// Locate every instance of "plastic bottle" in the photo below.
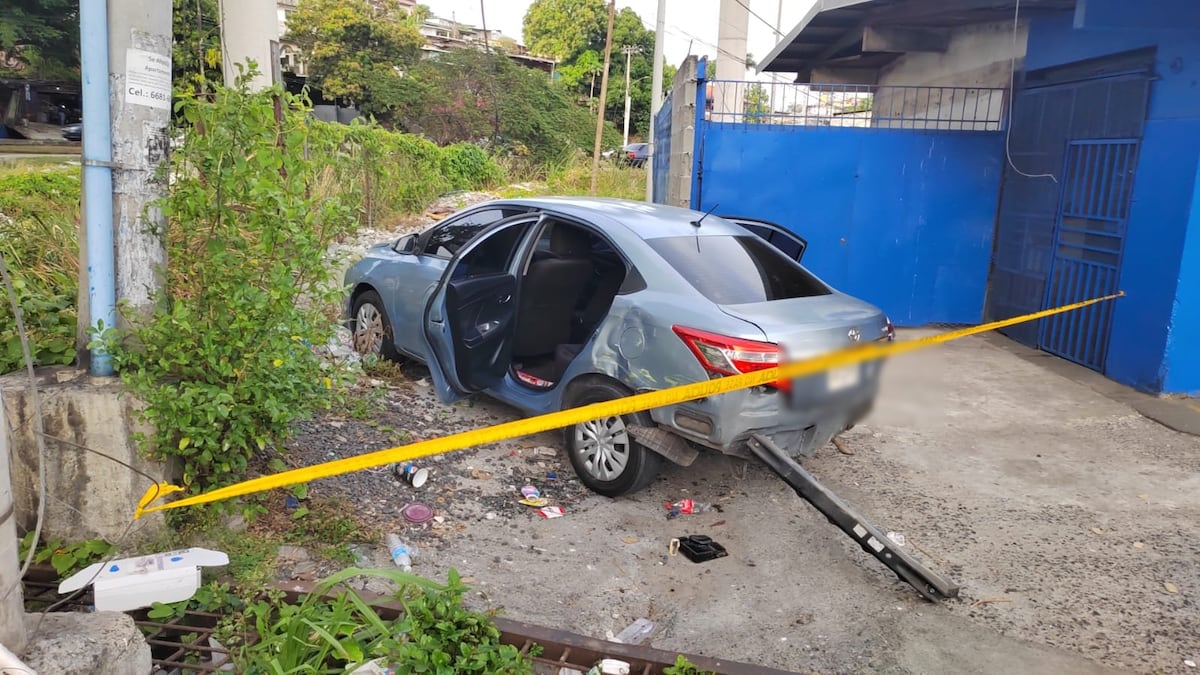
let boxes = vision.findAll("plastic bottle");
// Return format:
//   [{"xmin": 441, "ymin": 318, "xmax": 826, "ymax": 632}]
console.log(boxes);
[{"xmin": 385, "ymin": 533, "xmax": 413, "ymax": 571}]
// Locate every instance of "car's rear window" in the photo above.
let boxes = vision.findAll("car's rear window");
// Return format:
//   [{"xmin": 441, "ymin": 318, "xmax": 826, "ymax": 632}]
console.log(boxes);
[{"xmin": 647, "ymin": 235, "xmax": 831, "ymax": 305}]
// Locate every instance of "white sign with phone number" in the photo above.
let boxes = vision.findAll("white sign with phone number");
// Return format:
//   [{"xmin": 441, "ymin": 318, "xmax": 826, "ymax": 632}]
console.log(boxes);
[{"xmin": 125, "ymin": 48, "xmax": 171, "ymax": 110}]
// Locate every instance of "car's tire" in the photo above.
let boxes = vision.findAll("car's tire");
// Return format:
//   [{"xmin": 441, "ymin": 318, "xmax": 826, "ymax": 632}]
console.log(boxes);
[
  {"xmin": 562, "ymin": 379, "xmax": 662, "ymax": 497},
  {"xmin": 351, "ymin": 290, "xmax": 401, "ymax": 362}
]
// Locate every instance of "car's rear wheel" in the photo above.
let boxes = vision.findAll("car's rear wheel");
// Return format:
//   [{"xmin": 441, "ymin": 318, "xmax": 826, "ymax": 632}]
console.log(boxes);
[
  {"xmin": 351, "ymin": 290, "xmax": 401, "ymax": 362},
  {"xmin": 563, "ymin": 379, "xmax": 661, "ymax": 497}
]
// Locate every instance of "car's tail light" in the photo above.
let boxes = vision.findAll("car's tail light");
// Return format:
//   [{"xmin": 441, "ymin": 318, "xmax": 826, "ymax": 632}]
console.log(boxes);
[{"xmin": 672, "ymin": 326, "xmax": 787, "ymax": 389}]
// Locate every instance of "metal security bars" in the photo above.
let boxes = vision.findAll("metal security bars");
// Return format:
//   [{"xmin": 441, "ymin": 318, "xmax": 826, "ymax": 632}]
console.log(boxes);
[{"xmin": 705, "ymin": 81, "xmax": 1006, "ymax": 131}]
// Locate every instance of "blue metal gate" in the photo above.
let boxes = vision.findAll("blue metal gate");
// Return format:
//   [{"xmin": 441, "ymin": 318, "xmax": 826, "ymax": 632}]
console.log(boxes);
[{"xmin": 1039, "ymin": 140, "xmax": 1139, "ymax": 370}]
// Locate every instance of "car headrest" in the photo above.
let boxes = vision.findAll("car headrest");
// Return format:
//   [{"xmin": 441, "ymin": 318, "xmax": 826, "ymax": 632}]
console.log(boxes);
[{"xmin": 549, "ymin": 225, "xmax": 592, "ymax": 258}]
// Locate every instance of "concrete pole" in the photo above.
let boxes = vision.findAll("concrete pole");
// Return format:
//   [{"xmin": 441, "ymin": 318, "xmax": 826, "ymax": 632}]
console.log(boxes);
[
  {"xmin": 107, "ymin": 0, "xmax": 173, "ymax": 325},
  {"xmin": 219, "ymin": 0, "xmax": 280, "ymax": 89},
  {"xmin": 645, "ymin": 0, "xmax": 665, "ymax": 202},
  {"xmin": 622, "ymin": 46, "xmax": 635, "ymax": 146},
  {"xmin": 715, "ymin": 0, "xmax": 749, "ymax": 122},
  {"xmin": 589, "ymin": 0, "xmax": 617, "ymax": 196},
  {"xmin": 0, "ymin": 398, "xmax": 26, "ymax": 654}
]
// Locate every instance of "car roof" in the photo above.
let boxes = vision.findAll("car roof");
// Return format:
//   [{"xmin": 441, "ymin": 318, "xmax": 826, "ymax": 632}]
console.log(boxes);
[{"xmin": 489, "ymin": 196, "xmax": 748, "ymax": 240}]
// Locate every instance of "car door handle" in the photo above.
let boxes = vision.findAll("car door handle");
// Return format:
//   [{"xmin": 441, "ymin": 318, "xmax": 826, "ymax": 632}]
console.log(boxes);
[{"xmin": 498, "ymin": 294, "xmax": 512, "ymax": 304}]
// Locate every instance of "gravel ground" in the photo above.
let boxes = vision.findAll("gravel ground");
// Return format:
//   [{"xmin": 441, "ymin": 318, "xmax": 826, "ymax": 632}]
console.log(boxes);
[
  {"xmin": 278, "ymin": 328, "xmax": 1200, "ymax": 674},
  {"xmin": 280, "ymin": 208, "xmax": 1200, "ymax": 672}
]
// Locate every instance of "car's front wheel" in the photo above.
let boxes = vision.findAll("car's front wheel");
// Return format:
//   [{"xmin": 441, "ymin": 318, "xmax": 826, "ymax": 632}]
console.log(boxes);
[
  {"xmin": 351, "ymin": 290, "xmax": 401, "ymax": 362},
  {"xmin": 563, "ymin": 379, "xmax": 661, "ymax": 497}
]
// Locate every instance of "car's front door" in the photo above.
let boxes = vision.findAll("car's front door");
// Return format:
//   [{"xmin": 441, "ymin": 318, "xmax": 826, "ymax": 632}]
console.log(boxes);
[
  {"xmin": 722, "ymin": 216, "xmax": 808, "ymax": 262},
  {"xmin": 422, "ymin": 215, "xmax": 541, "ymax": 403}
]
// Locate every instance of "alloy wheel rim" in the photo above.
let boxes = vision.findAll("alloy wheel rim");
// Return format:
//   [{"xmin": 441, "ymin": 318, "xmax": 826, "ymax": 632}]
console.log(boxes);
[
  {"xmin": 354, "ymin": 303, "xmax": 384, "ymax": 356},
  {"xmin": 573, "ymin": 415, "xmax": 630, "ymax": 481}
]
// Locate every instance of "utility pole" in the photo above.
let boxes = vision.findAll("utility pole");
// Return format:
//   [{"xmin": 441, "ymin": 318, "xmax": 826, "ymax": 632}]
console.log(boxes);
[
  {"xmin": 645, "ymin": 0, "xmax": 665, "ymax": 202},
  {"xmin": 715, "ymin": 0, "xmax": 749, "ymax": 122},
  {"xmin": 218, "ymin": 0, "xmax": 278, "ymax": 89},
  {"xmin": 108, "ymin": 0, "xmax": 173, "ymax": 329},
  {"xmin": 621, "ymin": 45, "xmax": 642, "ymax": 147},
  {"xmin": 590, "ymin": 0, "xmax": 617, "ymax": 195}
]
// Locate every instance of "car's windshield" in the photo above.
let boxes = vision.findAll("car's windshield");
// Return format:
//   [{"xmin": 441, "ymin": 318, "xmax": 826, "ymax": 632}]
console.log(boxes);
[{"xmin": 647, "ymin": 235, "xmax": 831, "ymax": 305}]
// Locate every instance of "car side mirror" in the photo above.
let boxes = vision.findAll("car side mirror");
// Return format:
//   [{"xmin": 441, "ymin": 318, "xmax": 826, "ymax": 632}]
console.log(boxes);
[{"xmin": 394, "ymin": 234, "xmax": 417, "ymax": 254}]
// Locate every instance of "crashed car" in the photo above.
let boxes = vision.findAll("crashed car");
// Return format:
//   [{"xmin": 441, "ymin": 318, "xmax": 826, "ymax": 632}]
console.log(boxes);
[{"xmin": 344, "ymin": 197, "xmax": 892, "ymax": 496}]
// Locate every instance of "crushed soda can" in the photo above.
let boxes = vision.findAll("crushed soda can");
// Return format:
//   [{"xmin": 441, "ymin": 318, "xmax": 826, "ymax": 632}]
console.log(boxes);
[
  {"xmin": 664, "ymin": 499, "xmax": 706, "ymax": 515},
  {"xmin": 519, "ymin": 497, "xmax": 549, "ymax": 507},
  {"xmin": 520, "ymin": 485, "xmax": 541, "ymax": 500},
  {"xmin": 537, "ymin": 506, "xmax": 565, "ymax": 519}
]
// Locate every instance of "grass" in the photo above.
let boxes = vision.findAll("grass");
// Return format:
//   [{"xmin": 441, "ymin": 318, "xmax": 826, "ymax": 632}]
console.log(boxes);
[{"xmin": 497, "ymin": 151, "xmax": 648, "ymax": 201}]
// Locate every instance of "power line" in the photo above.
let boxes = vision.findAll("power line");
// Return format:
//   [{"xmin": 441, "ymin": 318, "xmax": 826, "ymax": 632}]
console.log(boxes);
[{"xmin": 732, "ymin": 0, "xmax": 785, "ymax": 38}]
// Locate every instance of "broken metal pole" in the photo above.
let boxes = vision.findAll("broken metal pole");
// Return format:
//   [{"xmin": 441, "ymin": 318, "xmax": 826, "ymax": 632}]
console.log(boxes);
[{"xmin": 747, "ymin": 433, "xmax": 960, "ymax": 602}]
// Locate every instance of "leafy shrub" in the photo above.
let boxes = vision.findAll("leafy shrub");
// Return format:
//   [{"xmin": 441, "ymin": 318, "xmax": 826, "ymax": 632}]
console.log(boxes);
[
  {"xmin": 102, "ymin": 79, "xmax": 362, "ymax": 492},
  {"xmin": 441, "ymin": 142, "xmax": 504, "ymax": 191},
  {"xmin": 0, "ymin": 167, "xmax": 80, "ymax": 374},
  {"xmin": 96, "ymin": 70, "xmax": 507, "ymax": 492},
  {"xmin": 224, "ymin": 568, "xmax": 533, "ymax": 674}
]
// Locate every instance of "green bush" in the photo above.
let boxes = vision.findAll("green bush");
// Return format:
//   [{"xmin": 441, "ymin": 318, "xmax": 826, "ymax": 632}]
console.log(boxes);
[
  {"xmin": 99, "ymin": 73, "xmax": 505, "ymax": 493},
  {"xmin": 0, "ymin": 167, "xmax": 80, "ymax": 374},
  {"xmin": 441, "ymin": 142, "xmax": 504, "ymax": 191}
]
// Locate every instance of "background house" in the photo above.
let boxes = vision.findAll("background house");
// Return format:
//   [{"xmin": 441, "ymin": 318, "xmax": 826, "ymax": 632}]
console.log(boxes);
[{"xmin": 655, "ymin": 0, "xmax": 1200, "ymax": 396}]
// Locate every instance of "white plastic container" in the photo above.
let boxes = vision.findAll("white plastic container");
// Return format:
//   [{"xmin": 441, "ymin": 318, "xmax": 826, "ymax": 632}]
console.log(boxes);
[{"xmin": 58, "ymin": 547, "xmax": 229, "ymax": 612}]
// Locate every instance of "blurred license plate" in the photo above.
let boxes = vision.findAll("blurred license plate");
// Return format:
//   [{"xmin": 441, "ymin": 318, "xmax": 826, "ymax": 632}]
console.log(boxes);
[{"xmin": 826, "ymin": 365, "xmax": 860, "ymax": 392}]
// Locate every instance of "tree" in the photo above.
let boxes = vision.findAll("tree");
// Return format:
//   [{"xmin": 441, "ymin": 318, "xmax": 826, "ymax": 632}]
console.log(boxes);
[
  {"xmin": 397, "ymin": 49, "xmax": 619, "ymax": 165},
  {"xmin": 744, "ymin": 83, "xmax": 769, "ymax": 123},
  {"xmin": 0, "ymin": 0, "xmax": 78, "ymax": 79},
  {"xmin": 285, "ymin": 0, "xmax": 424, "ymax": 118},
  {"xmin": 172, "ymin": 0, "xmax": 223, "ymax": 88},
  {"xmin": 522, "ymin": 0, "xmax": 606, "ymax": 62}
]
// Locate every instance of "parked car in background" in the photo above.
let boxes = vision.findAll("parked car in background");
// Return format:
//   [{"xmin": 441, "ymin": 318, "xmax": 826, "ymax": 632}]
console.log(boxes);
[
  {"xmin": 621, "ymin": 142, "xmax": 649, "ymax": 167},
  {"xmin": 343, "ymin": 197, "xmax": 892, "ymax": 497},
  {"xmin": 61, "ymin": 123, "xmax": 82, "ymax": 142}
]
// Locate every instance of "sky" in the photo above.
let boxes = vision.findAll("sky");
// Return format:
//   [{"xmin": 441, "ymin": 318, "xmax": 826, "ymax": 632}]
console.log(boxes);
[{"xmin": 423, "ymin": 0, "xmax": 817, "ymax": 79}]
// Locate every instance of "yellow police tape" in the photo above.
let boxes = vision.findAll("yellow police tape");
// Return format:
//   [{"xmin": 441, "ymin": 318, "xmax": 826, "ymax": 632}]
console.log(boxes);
[{"xmin": 134, "ymin": 291, "xmax": 1124, "ymax": 518}]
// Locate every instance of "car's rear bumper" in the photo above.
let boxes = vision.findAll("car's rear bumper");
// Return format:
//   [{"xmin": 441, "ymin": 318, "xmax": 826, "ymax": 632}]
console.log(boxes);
[{"xmin": 647, "ymin": 361, "xmax": 883, "ymax": 459}]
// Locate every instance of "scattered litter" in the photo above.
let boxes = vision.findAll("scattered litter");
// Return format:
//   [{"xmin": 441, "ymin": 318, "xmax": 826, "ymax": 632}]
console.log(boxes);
[
  {"xmin": 832, "ymin": 436, "xmax": 854, "ymax": 455},
  {"xmin": 587, "ymin": 659, "xmax": 631, "ymax": 675},
  {"xmin": 677, "ymin": 535, "xmax": 727, "ymax": 563},
  {"xmin": 559, "ymin": 669, "xmax": 586, "ymax": 675},
  {"xmin": 393, "ymin": 463, "xmax": 429, "ymax": 488},
  {"xmin": 285, "ymin": 495, "xmax": 301, "ymax": 510},
  {"xmin": 709, "ymin": 519, "xmax": 726, "ymax": 527},
  {"xmin": 385, "ymin": 533, "xmax": 414, "ymax": 571},
  {"xmin": 1138, "ymin": 494, "xmax": 1149, "ymax": 500},
  {"xmin": 470, "ymin": 468, "xmax": 493, "ymax": 480},
  {"xmin": 1184, "ymin": 659, "xmax": 1196, "ymax": 668},
  {"xmin": 1133, "ymin": 541, "xmax": 1145, "ymax": 549},
  {"xmin": 1090, "ymin": 527, "xmax": 1104, "ymax": 535},
  {"xmin": 668, "ymin": 538, "xmax": 680, "ymax": 556},
  {"xmin": 485, "ymin": 511, "xmax": 497, "ymax": 520},
  {"xmin": 535, "ymin": 446, "xmax": 558, "ymax": 457},
  {"xmin": 620, "ymin": 536, "xmax": 639, "ymax": 545},
  {"xmin": 519, "ymin": 497, "xmax": 549, "ymax": 507},
  {"xmin": 521, "ymin": 485, "xmax": 542, "ymax": 500},
  {"xmin": 665, "ymin": 499, "xmax": 710, "ymax": 518},
  {"xmin": 400, "ymin": 503, "xmax": 434, "ymax": 524},
  {"xmin": 1164, "ymin": 582, "xmax": 1180, "ymax": 594},
  {"xmin": 547, "ymin": 472, "xmax": 558, "ymax": 480},
  {"xmin": 538, "ymin": 506, "xmax": 565, "ymax": 519},
  {"xmin": 886, "ymin": 531, "xmax": 907, "ymax": 547},
  {"xmin": 612, "ymin": 618, "xmax": 655, "ymax": 645},
  {"xmin": 432, "ymin": 516, "xmax": 445, "ymax": 524},
  {"xmin": 349, "ymin": 658, "xmax": 395, "ymax": 674}
]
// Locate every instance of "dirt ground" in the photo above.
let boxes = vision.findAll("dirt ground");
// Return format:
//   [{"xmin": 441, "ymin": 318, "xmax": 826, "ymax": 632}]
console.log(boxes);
[{"xmin": 282, "ymin": 326, "xmax": 1200, "ymax": 674}]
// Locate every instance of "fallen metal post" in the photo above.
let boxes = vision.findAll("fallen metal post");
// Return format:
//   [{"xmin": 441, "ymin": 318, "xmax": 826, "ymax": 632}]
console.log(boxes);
[{"xmin": 747, "ymin": 433, "xmax": 960, "ymax": 602}]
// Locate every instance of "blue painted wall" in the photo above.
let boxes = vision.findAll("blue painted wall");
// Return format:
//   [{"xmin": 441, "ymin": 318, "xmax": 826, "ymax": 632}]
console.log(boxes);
[
  {"xmin": 1162, "ymin": 157, "xmax": 1200, "ymax": 395},
  {"xmin": 652, "ymin": 92, "xmax": 673, "ymax": 204},
  {"xmin": 693, "ymin": 124, "xmax": 1004, "ymax": 326},
  {"xmin": 1025, "ymin": 1, "xmax": 1200, "ymax": 392}
]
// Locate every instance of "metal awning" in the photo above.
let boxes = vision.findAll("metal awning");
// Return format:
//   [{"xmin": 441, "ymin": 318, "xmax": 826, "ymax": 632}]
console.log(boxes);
[{"xmin": 759, "ymin": 0, "xmax": 1077, "ymax": 82}]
